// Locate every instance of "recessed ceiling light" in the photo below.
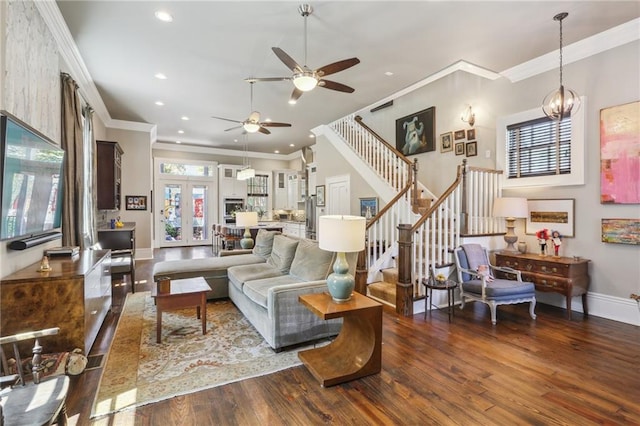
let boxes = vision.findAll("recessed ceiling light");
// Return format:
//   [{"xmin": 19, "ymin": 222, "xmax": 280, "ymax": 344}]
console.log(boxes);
[
  {"xmin": 309, "ymin": 134, "xmax": 315, "ymax": 138},
  {"xmin": 264, "ymin": 118, "xmax": 272, "ymax": 122},
  {"xmin": 181, "ymin": 116, "xmax": 189, "ymax": 121},
  {"xmin": 155, "ymin": 73, "xmax": 167, "ymax": 80},
  {"xmin": 274, "ymin": 150, "xmax": 280, "ymax": 154},
  {"xmin": 288, "ymin": 99, "xmax": 297, "ymax": 105},
  {"xmin": 234, "ymin": 139, "xmax": 238, "ymax": 142},
  {"xmin": 155, "ymin": 10, "xmax": 173, "ymax": 22},
  {"xmin": 155, "ymin": 101, "xmax": 164, "ymax": 106},
  {"xmin": 176, "ymin": 140, "xmax": 181, "ymax": 144},
  {"xmin": 178, "ymin": 130, "xmax": 184, "ymax": 134},
  {"xmin": 384, "ymin": 71, "xmax": 394, "ymax": 76},
  {"xmin": 289, "ymin": 144, "xmax": 295, "ymax": 147}
]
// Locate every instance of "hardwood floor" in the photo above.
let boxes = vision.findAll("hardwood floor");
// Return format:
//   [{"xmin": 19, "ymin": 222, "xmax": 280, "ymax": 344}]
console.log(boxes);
[{"xmin": 67, "ymin": 246, "xmax": 640, "ymax": 425}]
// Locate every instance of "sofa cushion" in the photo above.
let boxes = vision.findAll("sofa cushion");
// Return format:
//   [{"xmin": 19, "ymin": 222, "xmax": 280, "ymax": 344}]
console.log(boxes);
[
  {"xmin": 266, "ymin": 235, "xmax": 299, "ymax": 273},
  {"xmin": 242, "ymin": 275, "xmax": 303, "ymax": 309},
  {"xmin": 228, "ymin": 263, "xmax": 284, "ymax": 293},
  {"xmin": 152, "ymin": 254, "xmax": 266, "ymax": 281},
  {"xmin": 461, "ymin": 279, "xmax": 535, "ymax": 300},
  {"xmin": 289, "ymin": 239, "xmax": 335, "ymax": 281},
  {"xmin": 252, "ymin": 229, "xmax": 279, "ymax": 259}
]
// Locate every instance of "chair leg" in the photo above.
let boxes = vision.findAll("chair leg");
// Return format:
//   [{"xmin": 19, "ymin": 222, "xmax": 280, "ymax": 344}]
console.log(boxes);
[
  {"xmin": 529, "ymin": 299, "xmax": 537, "ymax": 320},
  {"xmin": 489, "ymin": 301, "xmax": 498, "ymax": 325},
  {"xmin": 57, "ymin": 402, "xmax": 68, "ymax": 425}
]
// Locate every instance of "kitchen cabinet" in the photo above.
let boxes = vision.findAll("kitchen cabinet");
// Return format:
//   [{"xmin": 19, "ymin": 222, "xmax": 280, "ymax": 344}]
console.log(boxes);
[
  {"xmin": 282, "ymin": 222, "xmax": 304, "ymax": 238},
  {"xmin": 96, "ymin": 140, "xmax": 123, "ymax": 210},
  {"xmin": 219, "ymin": 165, "xmax": 248, "ymax": 199},
  {"xmin": 274, "ymin": 170, "xmax": 304, "ymax": 210},
  {"xmin": 307, "ymin": 163, "xmax": 317, "ymax": 195}
]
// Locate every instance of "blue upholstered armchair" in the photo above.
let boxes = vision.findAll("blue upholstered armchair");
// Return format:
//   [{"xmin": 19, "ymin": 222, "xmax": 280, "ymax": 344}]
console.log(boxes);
[{"xmin": 453, "ymin": 244, "xmax": 536, "ymax": 325}]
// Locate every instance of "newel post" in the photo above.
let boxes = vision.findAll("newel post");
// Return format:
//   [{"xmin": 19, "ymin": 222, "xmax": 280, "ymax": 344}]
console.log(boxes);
[
  {"xmin": 355, "ymin": 248, "xmax": 367, "ymax": 295},
  {"xmin": 396, "ymin": 224, "xmax": 413, "ymax": 316},
  {"xmin": 461, "ymin": 159, "xmax": 468, "ymax": 235}
]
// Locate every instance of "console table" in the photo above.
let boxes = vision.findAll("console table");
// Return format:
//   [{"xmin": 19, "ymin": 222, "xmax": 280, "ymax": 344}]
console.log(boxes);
[
  {"xmin": 494, "ymin": 252, "xmax": 590, "ymax": 320},
  {"xmin": 0, "ymin": 250, "xmax": 112, "ymax": 353},
  {"xmin": 298, "ymin": 292, "xmax": 382, "ymax": 387}
]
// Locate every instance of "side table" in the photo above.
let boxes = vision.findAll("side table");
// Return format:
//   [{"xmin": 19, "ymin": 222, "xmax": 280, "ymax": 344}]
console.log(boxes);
[
  {"xmin": 422, "ymin": 278, "xmax": 457, "ymax": 322},
  {"xmin": 298, "ymin": 292, "xmax": 382, "ymax": 387}
]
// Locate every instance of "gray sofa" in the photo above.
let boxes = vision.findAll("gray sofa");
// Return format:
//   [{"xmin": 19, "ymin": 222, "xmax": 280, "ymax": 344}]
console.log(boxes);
[{"xmin": 153, "ymin": 230, "xmax": 352, "ymax": 350}]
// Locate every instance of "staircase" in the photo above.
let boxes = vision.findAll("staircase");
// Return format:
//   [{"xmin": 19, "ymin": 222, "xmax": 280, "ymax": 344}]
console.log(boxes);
[{"xmin": 319, "ymin": 113, "xmax": 504, "ymax": 316}]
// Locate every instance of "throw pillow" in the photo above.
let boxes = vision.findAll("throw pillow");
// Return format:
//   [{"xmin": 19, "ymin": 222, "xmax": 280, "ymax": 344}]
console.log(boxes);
[
  {"xmin": 266, "ymin": 235, "xmax": 299, "ymax": 273},
  {"xmin": 252, "ymin": 229, "xmax": 279, "ymax": 259},
  {"xmin": 289, "ymin": 239, "xmax": 335, "ymax": 281}
]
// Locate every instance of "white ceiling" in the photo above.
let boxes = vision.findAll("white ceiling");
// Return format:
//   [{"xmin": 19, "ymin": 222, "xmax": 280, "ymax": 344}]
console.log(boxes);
[{"xmin": 54, "ymin": 1, "xmax": 639, "ymax": 155}]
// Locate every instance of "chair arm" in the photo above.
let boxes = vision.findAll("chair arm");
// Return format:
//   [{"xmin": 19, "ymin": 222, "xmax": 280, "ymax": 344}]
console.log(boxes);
[{"xmin": 490, "ymin": 265, "xmax": 522, "ymax": 281}]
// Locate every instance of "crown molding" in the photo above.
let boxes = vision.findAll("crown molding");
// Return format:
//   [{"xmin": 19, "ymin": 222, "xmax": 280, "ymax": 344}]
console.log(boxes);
[
  {"xmin": 501, "ymin": 18, "xmax": 640, "ymax": 82},
  {"xmin": 152, "ymin": 141, "xmax": 295, "ymax": 160},
  {"xmin": 110, "ymin": 119, "xmax": 156, "ymax": 134}
]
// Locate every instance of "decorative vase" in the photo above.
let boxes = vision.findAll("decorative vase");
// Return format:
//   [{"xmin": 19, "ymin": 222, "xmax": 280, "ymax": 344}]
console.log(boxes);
[{"xmin": 517, "ymin": 241, "xmax": 527, "ymax": 254}]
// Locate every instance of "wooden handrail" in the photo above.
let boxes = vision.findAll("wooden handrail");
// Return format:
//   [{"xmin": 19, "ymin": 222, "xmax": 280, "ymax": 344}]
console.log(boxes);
[
  {"xmin": 354, "ymin": 115, "xmax": 412, "ymax": 166},
  {"xmin": 365, "ymin": 180, "xmax": 413, "ymax": 231}
]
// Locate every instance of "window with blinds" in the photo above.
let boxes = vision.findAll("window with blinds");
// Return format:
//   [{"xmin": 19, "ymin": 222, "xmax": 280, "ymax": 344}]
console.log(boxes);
[
  {"xmin": 506, "ymin": 116, "xmax": 571, "ymax": 179},
  {"xmin": 247, "ymin": 174, "xmax": 269, "ymax": 214}
]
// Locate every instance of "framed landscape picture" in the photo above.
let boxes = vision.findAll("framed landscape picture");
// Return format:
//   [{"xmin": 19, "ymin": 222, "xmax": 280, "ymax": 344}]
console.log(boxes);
[
  {"xmin": 395, "ymin": 107, "xmax": 436, "ymax": 156},
  {"xmin": 525, "ymin": 199, "xmax": 575, "ymax": 237},
  {"xmin": 601, "ymin": 218, "xmax": 640, "ymax": 245},
  {"xmin": 454, "ymin": 129, "xmax": 466, "ymax": 140}
]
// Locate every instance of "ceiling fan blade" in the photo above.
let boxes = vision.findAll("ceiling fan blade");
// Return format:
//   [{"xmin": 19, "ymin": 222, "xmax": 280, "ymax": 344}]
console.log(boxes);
[
  {"xmin": 224, "ymin": 125, "xmax": 243, "ymax": 132},
  {"xmin": 258, "ymin": 126, "xmax": 271, "ymax": 135},
  {"xmin": 212, "ymin": 116, "xmax": 242, "ymax": 124},
  {"xmin": 260, "ymin": 122, "xmax": 291, "ymax": 128},
  {"xmin": 290, "ymin": 88, "xmax": 303, "ymax": 103},
  {"xmin": 272, "ymin": 47, "xmax": 303, "ymax": 73},
  {"xmin": 316, "ymin": 57, "xmax": 360, "ymax": 77},
  {"xmin": 318, "ymin": 79, "xmax": 355, "ymax": 93},
  {"xmin": 246, "ymin": 77, "xmax": 291, "ymax": 83},
  {"xmin": 248, "ymin": 111, "xmax": 260, "ymax": 122}
]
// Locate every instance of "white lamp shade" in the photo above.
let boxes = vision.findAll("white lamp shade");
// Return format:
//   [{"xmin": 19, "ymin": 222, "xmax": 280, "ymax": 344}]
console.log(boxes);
[
  {"xmin": 235, "ymin": 211, "xmax": 258, "ymax": 227},
  {"xmin": 243, "ymin": 122, "xmax": 260, "ymax": 133},
  {"xmin": 318, "ymin": 215, "xmax": 366, "ymax": 253},
  {"xmin": 492, "ymin": 197, "xmax": 529, "ymax": 219}
]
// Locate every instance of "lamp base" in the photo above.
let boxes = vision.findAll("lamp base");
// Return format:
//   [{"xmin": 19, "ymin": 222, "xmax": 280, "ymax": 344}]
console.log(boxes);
[
  {"xmin": 240, "ymin": 228, "xmax": 254, "ymax": 249},
  {"xmin": 503, "ymin": 217, "xmax": 519, "ymax": 252},
  {"xmin": 326, "ymin": 252, "xmax": 354, "ymax": 303}
]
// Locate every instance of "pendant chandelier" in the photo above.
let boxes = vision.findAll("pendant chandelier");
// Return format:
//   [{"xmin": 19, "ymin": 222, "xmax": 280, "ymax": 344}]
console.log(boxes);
[{"xmin": 542, "ymin": 12, "xmax": 580, "ymax": 121}]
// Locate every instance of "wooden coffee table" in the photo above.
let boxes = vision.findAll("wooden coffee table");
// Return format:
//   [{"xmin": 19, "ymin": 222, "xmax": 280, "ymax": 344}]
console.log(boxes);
[{"xmin": 151, "ymin": 276, "xmax": 211, "ymax": 343}]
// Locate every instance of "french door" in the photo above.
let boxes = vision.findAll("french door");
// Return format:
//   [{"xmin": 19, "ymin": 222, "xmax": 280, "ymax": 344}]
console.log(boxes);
[{"xmin": 158, "ymin": 180, "xmax": 211, "ymax": 247}]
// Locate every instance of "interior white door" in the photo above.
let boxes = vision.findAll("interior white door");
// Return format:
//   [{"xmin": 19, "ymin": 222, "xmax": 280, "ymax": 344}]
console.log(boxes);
[{"xmin": 326, "ymin": 174, "xmax": 350, "ymax": 216}]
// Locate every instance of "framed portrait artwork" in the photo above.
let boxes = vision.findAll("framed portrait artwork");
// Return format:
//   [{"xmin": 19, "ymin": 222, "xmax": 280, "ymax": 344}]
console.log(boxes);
[
  {"xmin": 440, "ymin": 132, "xmax": 453, "ymax": 153},
  {"xmin": 465, "ymin": 141, "xmax": 477, "ymax": 157},
  {"xmin": 455, "ymin": 142, "xmax": 465, "ymax": 156},
  {"xmin": 126, "ymin": 195, "xmax": 147, "ymax": 210},
  {"xmin": 359, "ymin": 197, "xmax": 379, "ymax": 219},
  {"xmin": 316, "ymin": 185, "xmax": 326, "ymax": 207},
  {"xmin": 525, "ymin": 199, "xmax": 575, "ymax": 237},
  {"xmin": 467, "ymin": 129, "xmax": 476, "ymax": 140},
  {"xmin": 395, "ymin": 107, "xmax": 436, "ymax": 156}
]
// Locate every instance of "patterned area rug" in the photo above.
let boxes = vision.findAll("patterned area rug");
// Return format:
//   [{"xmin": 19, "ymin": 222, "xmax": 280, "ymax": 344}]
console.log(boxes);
[{"xmin": 91, "ymin": 292, "xmax": 311, "ymax": 418}]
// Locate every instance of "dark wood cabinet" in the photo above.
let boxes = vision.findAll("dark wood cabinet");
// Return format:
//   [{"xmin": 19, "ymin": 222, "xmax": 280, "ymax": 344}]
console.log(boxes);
[
  {"xmin": 0, "ymin": 250, "xmax": 112, "ymax": 354},
  {"xmin": 494, "ymin": 252, "xmax": 590, "ymax": 320},
  {"xmin": 96, "ymin": 140, "xmax": 123, "ymax": 210}
]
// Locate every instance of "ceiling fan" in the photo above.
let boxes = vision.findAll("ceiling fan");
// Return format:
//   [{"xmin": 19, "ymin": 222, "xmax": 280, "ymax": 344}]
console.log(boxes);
[
  {"xmin": 248, "ymin": 4, "xmax": 360, "ymax": 104},
  {"xmin": 211, "ymin": 82, "xmax": 291, "ymax": 135}
]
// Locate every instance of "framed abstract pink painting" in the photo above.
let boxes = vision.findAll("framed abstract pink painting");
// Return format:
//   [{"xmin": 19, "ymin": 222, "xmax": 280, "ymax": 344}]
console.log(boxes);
[{"xmin": 600, "ymin": 101, "xmax": 640, "ymax": 204}]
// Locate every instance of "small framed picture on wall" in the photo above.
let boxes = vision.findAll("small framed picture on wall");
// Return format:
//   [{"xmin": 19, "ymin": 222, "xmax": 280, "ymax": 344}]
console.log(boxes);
[
  {"xmin": 455, "ymin": 142, "xmax": 465, "ymax": 156},
  {"xmin": 316, "ymin": 185, "xmax": 326, "ymax": 207},
  {"xmin": 466, "ymin": 141, "xmax": 478, "ymax": 157},
  {"xmin": 454, "ymin": 129, "xmax": 466, "ymax": 140},
  {"xmin": 467, "ymin": 129, "xmax": 476, "ymax": 140},
  {"xmin": 440, "ymin": 132, "xmax": 453, "ymax": 153}
]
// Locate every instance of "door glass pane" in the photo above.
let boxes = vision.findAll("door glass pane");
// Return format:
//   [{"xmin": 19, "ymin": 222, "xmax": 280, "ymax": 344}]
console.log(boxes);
[
  {"xmin": 192, "ymin": 185, "xmax": 208, "ymax": 242},
  {"xmin": 164, "ymin": 184, "xmax": 182, "ymax": 241}
]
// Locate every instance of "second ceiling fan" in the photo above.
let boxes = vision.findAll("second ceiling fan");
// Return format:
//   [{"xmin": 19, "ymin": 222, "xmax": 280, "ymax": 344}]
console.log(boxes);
[
  {"xmin": 248, "ymin": 4, "xmax": 360, "ymax": 104},
  {"xmin": 211, "ymin": 82, "xmax": 291, "ymax": 135}
]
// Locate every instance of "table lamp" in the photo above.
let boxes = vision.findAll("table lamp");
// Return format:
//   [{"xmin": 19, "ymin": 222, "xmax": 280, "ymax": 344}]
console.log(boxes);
[
  {"xmin": 318, "ymin": 215, "xmax": 366, "ymax": 302},
  {"xmin": 492, "ymin": 197, "xmax": 528, "ymax": 252},
  {"xmin": 235, "ymin": 211, "xmax": 258, "ymax": 249}
]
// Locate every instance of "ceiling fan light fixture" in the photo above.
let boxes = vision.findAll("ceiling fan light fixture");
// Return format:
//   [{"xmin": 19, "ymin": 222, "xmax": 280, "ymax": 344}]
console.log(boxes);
[
  {"xmin": 292, "ymin": 73, "xmax": 318, "ymax": 92},
  {"xmin": 242, "ymin": 122, "xmax": 261, "ymax": 133},
  {"xmin": 542, "ymin": 12, "xmax": 580, "ymax": 121}
]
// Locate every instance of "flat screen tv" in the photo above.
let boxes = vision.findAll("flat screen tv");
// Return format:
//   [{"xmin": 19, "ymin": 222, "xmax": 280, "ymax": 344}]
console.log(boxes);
[{"xmin": 0, "ymin": 112, "xmax": 65, "ymax": 241}]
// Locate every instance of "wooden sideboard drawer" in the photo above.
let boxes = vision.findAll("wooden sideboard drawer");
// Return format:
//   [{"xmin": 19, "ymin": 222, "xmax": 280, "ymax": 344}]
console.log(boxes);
[{"xmin": 495, "ymin": 252, "xmax": 590, "ymax": 320}]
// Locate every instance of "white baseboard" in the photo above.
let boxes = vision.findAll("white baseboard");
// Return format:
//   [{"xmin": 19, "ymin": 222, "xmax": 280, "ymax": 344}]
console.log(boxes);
[{"xmin": 414, "ymin": 291, "xmax": 639, "ymax": 326}]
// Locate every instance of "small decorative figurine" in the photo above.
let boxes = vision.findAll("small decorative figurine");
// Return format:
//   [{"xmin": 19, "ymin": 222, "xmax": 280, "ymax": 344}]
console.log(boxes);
[
  {"xmin": 551, "ymin": 230, "xmax": 562, "ymax": 256},
  {"xmin": 536, "ymin": 229, "xmax": 550, "ymax": 256},
  {"xmin": 39, "ymin": 255, "xmax": 51, "ymax": 271},
  {"xmin": 476, "ymin": 264, "xmax": 494, "ymax": 282}
]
